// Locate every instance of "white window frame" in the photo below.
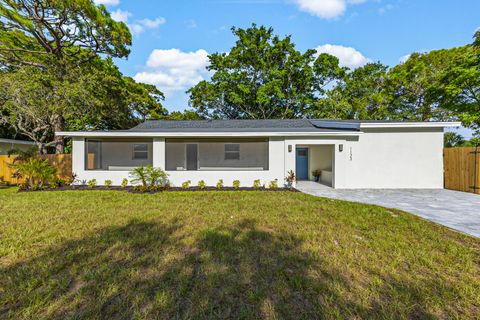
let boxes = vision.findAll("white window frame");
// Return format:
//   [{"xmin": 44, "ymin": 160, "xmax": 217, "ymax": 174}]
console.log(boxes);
[
  {"xmin": 133, "ymin": 143, "xmax": 149, "ymax": 160},
  {"xmin": 224, "ymin": 143, "xmax": 240, "ymax": 160}
]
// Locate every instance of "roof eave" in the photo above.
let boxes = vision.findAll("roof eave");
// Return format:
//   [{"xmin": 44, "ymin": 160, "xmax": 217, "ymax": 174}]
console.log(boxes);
[
  {"xmin": 56, "ymin": 131, "xmax": 363, "ymax": 138},
  {"xmin": 359, "ymin": 122, "xmax": 462, "ymax": 128}
]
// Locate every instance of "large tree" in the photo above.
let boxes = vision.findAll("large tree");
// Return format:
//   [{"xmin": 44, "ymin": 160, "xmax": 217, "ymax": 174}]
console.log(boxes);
[
  {"xmin": 438, "ymin": 37, "xmax": 480, "ymax": 133},
  {"xmin": 0, "ymin": 0, "xmax": 131, "ymax": 152},
  {"xmin": 188, "ymin": 24, "xmax": 346, "ymax": 119},
  {"xmin": 311, "ymin": 62, "xmax": 390, "ymax": 120},
  {"xmin": 0, "ymin": 57, "xmax": 167, "ymax": 153},
  {"xmin": 384, "ymin": 49, "xmax": 466, "ymax": 121}
]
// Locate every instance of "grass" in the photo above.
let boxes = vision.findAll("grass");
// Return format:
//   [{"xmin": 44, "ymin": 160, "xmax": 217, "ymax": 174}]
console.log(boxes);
[{"xmin": 0, "ymin": 187, "xmax": 479, "ymax": 319}]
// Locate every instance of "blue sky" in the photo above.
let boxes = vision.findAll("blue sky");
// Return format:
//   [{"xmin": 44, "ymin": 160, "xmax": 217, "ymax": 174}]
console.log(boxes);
[{"xmin": 94, "ymin": 0, "xmax": 479, "ymax": 136}]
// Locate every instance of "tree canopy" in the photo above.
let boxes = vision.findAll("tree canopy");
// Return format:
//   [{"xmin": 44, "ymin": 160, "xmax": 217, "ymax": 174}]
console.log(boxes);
[
  {"xmin": 0, "ymin": 56, "xmax": 167, "ymax": 153},
  {"xmin": 0, "ymin": 0, "xmax": 131, "ymax": 69},
  {"xmin": 188, "ymin": 24, "xmax": 345, "ymax": 119},
  {"xmin": 187, "ymin": 25, "xmax": 479, "ymax": 142},
  {"xmin": 0, "ymin": 0, "xmax": 133, "ymax": 153},
  {"xmin": 310, "ymin": 62, "xmax": 389, "ymax": 120},
  {"xmin": 0, "ymin": 0, "xmax": 169, "ymax": 153}
]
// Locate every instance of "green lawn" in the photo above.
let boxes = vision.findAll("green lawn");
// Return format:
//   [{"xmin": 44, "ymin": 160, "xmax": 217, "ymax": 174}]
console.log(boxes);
[{"xmin": 0, "ymin": 187, "xmax": 479, "ymax": 319}]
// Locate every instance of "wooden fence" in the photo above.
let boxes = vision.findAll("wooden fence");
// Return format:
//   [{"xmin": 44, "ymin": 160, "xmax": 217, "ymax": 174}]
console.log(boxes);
[
  {"xmin": 444, "ymin": 147, "xmax": 480, "ymax": 194},
  {"xmin": 0, "ymin": 154, "xmax": 72, "ymax": 185}
]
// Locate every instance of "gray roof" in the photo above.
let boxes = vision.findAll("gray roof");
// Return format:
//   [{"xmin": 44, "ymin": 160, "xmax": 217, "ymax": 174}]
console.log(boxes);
[{"xmin": 130, "ymin": 119, "xmax": 361, "ymax": 133}]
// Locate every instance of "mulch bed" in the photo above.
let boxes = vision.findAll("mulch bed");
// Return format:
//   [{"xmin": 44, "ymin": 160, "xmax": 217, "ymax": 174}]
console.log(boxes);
[{"xmin": 18, "ymin": 186, "xmax": 299, "ymax": 193}]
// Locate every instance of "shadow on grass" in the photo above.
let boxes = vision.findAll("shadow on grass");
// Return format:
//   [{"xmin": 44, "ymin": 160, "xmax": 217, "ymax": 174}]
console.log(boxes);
[{"xmin": 1, "ymin": 219, "xmax": 443, "ymax": 319}]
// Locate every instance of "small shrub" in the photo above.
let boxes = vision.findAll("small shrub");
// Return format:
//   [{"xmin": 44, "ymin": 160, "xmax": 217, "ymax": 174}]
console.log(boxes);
[
  {"xmin": 198, "ymin": 180, "xmax": 206, "ymax": 190},
  {"xmin": 129, "ymin": 165, "xmax": 169, "ymax": 188},
  {"xmin": 232, "ymin": 180, "xmax": 240, "ymax": 190},
  {"xmin": 182, "ymin": 180, "xmax": 191, "ymax": 189},
  {"xmin": 104, "ymin": 179, "xmax": 113, "ymax": 188},
  {"xmin": 10, "ymin": 157, "xmax": 57, "ymax": 189},
  {"xmin": 18, "ymin": 183, "xmax": 28, "ymax": 191},
  {"xmin": 121, "ymin": 178, "xmax": 129, "ymax": 188},
  {"xmin": 68, "ymin": 173, "xmax": 78, "ymax": 186},
  {"xmin": 134, "ymin": 185, "xmax": 149, "ymax": 193},
  {"xmin": 253, "ymin": 179, "xmax": 261, "ymax": 189},
  {"xmin": 285, "ymin": 170, "xmax": 296, "ymax": 188},
  {"xmin": 268, "ymin": 179, "xmax": 278, "ymax": 189},
  {"xmin": 146, "ymin": 166, "xmax": 169, "ymax": 187},
  {"xmin": 312, "ymin": 169, "xmax": 322, "ymax": 178},
  {"xmin": 87, "ymin": 179, "xmax": 97, "ymax": 189},
  {"xmin": 216, "ymin": 179, "xmax": 224, "ymax": 189},
  {"xmin": 129, "ymin": 166, "xmax": 148, "ymax": 187},
  {"xmin": 52, "ymin": 177, "xmax": 67, "ymax": 188}
]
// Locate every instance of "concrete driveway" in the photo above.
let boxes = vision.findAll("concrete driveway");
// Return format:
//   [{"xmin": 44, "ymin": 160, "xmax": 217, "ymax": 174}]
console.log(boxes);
[{"xmin": 296, "ymin": 181, "xmax": 480, "ymax": 238}]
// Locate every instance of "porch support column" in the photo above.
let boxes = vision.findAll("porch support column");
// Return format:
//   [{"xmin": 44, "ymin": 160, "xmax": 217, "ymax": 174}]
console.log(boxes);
[
  {"xmin": 71, "ymin": 137, "xmax": 85, "ymax": 183},
  {"xmin": 153, "ymin": 138, "xmax": 166, "ymax": 169}
]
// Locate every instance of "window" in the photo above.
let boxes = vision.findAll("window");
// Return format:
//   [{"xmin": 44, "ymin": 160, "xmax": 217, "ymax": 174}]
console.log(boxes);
[
  {"xmin": 225, "ymin": 143, "xmax": 240, "ymax": 160},
  {"xmin": 133, "ymin": 143, "xmax": 148, "ymax": 159}
]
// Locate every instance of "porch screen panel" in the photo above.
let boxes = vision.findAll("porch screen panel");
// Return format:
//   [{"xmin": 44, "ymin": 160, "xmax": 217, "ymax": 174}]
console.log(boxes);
[
  {"xmin": 85, "ymin": 139, "xmax": 152, "ymax": 171},
  {"xmin": 165, "ymin": 139, "xmax": 269, "ymax": 171}
]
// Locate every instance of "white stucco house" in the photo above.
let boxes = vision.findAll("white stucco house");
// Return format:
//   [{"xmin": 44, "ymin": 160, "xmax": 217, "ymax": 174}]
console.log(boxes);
[{"xmin": 57, "ymin": 119, "xmax": 460, "ymax": 188}]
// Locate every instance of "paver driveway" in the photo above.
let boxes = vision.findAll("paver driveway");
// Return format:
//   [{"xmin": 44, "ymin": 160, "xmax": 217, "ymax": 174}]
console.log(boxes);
[{"xmin": 296, "ymin": 181, "xmax": 480, "ymax": 238}]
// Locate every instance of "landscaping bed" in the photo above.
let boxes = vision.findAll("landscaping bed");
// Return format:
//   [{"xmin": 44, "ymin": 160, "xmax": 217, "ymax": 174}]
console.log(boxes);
[{"xmin": 17, "ymin": 185, "xmax": 299, "ymax": 193}]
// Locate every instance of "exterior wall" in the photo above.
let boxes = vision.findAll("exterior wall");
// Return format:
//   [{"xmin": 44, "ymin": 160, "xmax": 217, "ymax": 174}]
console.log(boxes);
[
  {"xmin": 71, "ymin": 128, "xmax": 445, "ymax": 189},
  {"xmin": 342, "ymin": 128, "xmax": 444, "ymax": 189},
  {"xmin": 284, "ymin": 137, "xmax": 348, "ymax": 188},
  {"xmin": 72, "ymin": 137, "xmax": 285, "ymax": 187}
]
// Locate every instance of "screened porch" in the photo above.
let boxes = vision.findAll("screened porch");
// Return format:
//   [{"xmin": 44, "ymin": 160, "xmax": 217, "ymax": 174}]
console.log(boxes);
[
  {"xmin": 85, "ymin": 138, "xmax": 153, "ymax": 171},
  {"xmin": 165, "ymin": 138, "xmax": 269, "ymax": 171}
]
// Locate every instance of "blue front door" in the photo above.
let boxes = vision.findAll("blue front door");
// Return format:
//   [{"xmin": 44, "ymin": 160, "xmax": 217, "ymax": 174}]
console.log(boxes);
[{"xmin": 296, "ymin": 147, "xmax": 309, "ymax": 180}]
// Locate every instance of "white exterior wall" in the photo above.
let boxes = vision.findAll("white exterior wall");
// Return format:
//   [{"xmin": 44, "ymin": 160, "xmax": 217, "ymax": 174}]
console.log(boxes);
[
  {"xmin": 71, "ymin": 128, "xmax": 445, "ymax": 189},
  {"xmin": 341, "ymin": 128, "xmax": 444, "ymax": 189},
  {"xmin": 284, "ymin": 137, "xmax": 348, "ymax": 188}
]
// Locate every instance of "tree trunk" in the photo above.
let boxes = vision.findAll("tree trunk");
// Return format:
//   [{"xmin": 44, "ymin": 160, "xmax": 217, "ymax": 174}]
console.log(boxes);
[
  {"xmin": 53, "ymin": 115, "xmax": 65, "ymax": 154},
  {"xmin": 36, "ymin": 142, "xmax": 47, "ymax": 155}
]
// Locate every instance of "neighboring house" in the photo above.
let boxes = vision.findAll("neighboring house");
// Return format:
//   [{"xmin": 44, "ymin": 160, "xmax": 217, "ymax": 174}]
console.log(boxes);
[
  {"xmin": 57, "ymin": 119, "xmax": 460, "ymax": 188},
  {"xmin": 0, "ymin": 138, "xmax": 35, "ymax": 155}
]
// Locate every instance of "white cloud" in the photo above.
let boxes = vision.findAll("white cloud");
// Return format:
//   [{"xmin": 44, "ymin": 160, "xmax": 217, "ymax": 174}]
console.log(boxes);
[
  {"xmin": 108, "ymin": 10, "xmax": 166, "ymax": 36},
  {"xmin": 316, "ymin": 44, "xmax": 371, "ymax": 69},
  {"xmin": 129, "ymin": 23, "xmax": 145, "ymax": 35},
  {"xmin": 134, "ymin": 49, "xmax": 210, "ymax": 96},
  {"xmin": 292, "ymin": 0, "xmax": 367, "ymax": 19},
  {"xmin": 185, "ymin": 19, "xmax": 198, "ymax": 29},
  {"xmin": 378, "ymin": 3, "xmax": 394, "ymax": 15},
  {"xmin": 110, "ymin": 9, "xmax": 131, "ymax": 23},
  {"xmin": 399, "ymin": 54, "xmax": 411, "ymax": 63},
  {"xmin": 94, "ymin": 0, "xmax": 119, "ymax": 6},
  {"xmin": 138, "ymin": 17, "xmax": 166, "ymax": 29}
]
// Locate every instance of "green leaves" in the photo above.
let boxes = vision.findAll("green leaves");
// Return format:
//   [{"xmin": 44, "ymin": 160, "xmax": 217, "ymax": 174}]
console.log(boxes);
[
  {"xmin": 0, "ymin": 0, "xmax": 132, "ymax": 68},
  {"xmin": 188, "ymin": 24, "xmax": 344, "ymax": 119}
]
